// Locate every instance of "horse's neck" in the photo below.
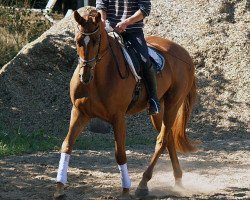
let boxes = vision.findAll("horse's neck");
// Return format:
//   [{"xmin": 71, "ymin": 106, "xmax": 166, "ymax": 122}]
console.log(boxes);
[
  {"xmin": 93, "ymin": 34, "xmax": 128, "ymax": 93},
  {"xmin": 96, "ymin": 34, "xmax": 124, "ymax": 79},
  {"xmin": 85, "ymin": 34, "xmax": 135, "ymax": 118}
]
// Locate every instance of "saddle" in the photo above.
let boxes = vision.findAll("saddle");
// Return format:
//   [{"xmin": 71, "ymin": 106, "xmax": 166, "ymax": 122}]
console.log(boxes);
[
  {"xmin": 108, "ymin": 31, "xmax": 165, "ymax": 111},
  {"xmin": 111, "ymin": 32, "xmax": 165, "ymax": 82}
]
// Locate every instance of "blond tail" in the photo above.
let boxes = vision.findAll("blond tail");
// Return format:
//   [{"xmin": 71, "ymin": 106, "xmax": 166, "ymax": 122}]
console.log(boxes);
[{"xmin": 172, "ymin": 78, "xmax": 197, "ymax": 153}]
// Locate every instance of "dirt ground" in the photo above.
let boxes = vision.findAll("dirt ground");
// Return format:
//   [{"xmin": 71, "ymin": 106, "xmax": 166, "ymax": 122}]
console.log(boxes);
[
  {"xmin": 1, "ymin": 138, "xmax": 249, "ymax": 200},
  {"xmin": 0, "ymin": 0, "xmax": 249, "ymax": 199}
]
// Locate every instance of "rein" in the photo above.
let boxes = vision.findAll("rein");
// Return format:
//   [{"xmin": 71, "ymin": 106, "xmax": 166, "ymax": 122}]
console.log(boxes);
[
  {"xmin": 108, "ymin": 34, "xmax": 129, "ymax": 80},
  {"xmin": 76, "ymin": 24, "xmax": 129, "ymax": 80}
]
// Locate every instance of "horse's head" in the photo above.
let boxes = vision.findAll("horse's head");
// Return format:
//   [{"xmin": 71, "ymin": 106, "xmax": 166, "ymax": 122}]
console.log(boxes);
[{"xmin": 74, "ymin": 8, "xmax": 102, "ymax": 84}]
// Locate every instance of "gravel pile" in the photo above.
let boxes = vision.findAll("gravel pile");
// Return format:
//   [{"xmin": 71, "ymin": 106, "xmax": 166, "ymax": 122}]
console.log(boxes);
[
  {"xmin": 0, "ymin": 1, "xmax": 249, "ymax": 145},
  {"xmin": 141, "ymin": 0, "xmax": 249, "ymax": 143}
]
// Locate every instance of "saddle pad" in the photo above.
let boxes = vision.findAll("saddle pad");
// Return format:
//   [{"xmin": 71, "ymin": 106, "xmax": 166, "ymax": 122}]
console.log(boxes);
[
  {"xmin": 107, "ymin": 31, "xmax": 165, "ymax": 82},
  {"xmin": 121, "ymin": 46, "xmax": 165, "ymax": 82},
  {"xmin": 148, "ymin": 46, "xmax": 165, "ymax": 72}
]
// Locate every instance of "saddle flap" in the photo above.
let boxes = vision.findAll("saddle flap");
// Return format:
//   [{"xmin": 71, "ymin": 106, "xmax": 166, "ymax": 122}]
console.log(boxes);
[{"xmin": 108, "ymin": 32, "xmax": 165, "ymax": 82}]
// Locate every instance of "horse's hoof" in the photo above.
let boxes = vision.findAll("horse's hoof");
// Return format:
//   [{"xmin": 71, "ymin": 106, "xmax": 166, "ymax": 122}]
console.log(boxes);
[
  {"xmin": 174, "ymin": 180, "xmax": 184, "ymax": 191},
  {"xmin": 135, "ymin": 186, "xmax": 149, "ymax": 197},
  {"xmin": 118, "ymin": 189, "xmax": 132, "ymax": 200},
  {"xmin": 53, "ymin": 191, "xmax": 66, "ymax": 200},
  {"xmin": 54, "ymin": 182, "xmax": 66, "ymax": 199},
  {"xmin": 118, "ymin": 194, "xmax": 132, "ymax": 200},
  {"xmin": 54, "ymin": 194, "xmax": 66, "ymax": 200}
]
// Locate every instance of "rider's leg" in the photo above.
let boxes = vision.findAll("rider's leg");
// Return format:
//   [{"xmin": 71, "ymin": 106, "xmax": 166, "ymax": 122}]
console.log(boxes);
[{"xmin": 121, "ymin": 30, "xmax": 160, "ymax": 115}]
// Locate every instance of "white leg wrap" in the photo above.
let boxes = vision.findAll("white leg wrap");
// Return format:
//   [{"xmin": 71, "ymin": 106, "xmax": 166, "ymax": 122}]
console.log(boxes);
[
  {"xmin": 45, "ymin": 0, "xmax": 57, "ymax": 10},
  {"xmin": 118, "ymin": 163, "xmax": 131, "ymax": 189},
  {"xmin": 56, "ymin": 153, "xmax": 70, "ymax": 184}
]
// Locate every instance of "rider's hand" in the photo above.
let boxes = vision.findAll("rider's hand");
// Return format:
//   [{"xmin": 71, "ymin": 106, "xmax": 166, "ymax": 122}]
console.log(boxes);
[{"xmin": 115, "ymin": 20, "xmax": 129, "ymax": 33}]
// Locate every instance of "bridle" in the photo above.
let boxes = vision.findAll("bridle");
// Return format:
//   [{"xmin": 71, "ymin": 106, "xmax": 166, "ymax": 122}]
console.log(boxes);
[
  {"xmin": 77, "ymin": 25, "xmax": 102, "ymax": 70},
  {"xmin": 76, "ymin": 17, "xmax": 129, "ymax": 83}
]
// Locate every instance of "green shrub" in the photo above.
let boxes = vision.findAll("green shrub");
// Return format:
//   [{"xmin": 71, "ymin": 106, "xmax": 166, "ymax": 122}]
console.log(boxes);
[
  {"xmin": 0, "ymin": 0, "xmax": 48, "ymax": 8},
  {"xmin": 0, "ymin": 5, "xmax": 52, "ymax": 66}
]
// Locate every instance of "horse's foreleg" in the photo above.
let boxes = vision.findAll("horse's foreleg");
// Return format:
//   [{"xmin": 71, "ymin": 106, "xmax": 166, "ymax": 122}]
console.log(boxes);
[
  {"xmin": 112, "ymin": 115, "xmax": 131, "ymax": 199},
  {"xmin": 54, "ymin": 106, "xmax": 90, "ymax": 198}
]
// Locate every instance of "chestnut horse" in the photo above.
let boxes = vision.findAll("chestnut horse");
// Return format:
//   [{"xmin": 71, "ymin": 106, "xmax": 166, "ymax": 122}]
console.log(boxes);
[{"xmin": 54, "ymin": 8, "xmax": 197, "ymax": 199}]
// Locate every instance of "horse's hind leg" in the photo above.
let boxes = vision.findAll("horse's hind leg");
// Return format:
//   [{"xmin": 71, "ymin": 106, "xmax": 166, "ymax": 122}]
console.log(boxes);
[
  {"xmin": 136, "ymin": 97, "xmax": 184, "ymax": 197},
  {"xmin": 159, "ymin": 99, "xmax": 184, "ymax": 188},
  {"xmin": 54, "ymin": 106, "xmax": 90, "ymax": 198},
  {"xmin": 135, "ymin": 108, "xmax": 164, "ymax": 197}
]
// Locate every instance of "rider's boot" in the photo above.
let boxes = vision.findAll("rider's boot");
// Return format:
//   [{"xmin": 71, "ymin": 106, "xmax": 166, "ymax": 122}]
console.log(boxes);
[{"xmin": 143, "ymin": 64, "xmax": 160, "ymax": 115}]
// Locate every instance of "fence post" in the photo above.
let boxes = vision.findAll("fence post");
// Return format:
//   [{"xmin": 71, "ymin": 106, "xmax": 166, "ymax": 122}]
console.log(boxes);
[{"xmin": 45, "ymin": 0, "xmax": 57, "ymax": 11}]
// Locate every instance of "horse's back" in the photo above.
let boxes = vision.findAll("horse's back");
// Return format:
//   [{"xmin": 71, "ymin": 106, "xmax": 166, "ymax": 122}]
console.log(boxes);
[
  {"xmin": 146, "ymin": 36, "xmax": 196, "ymax": 106},
  {"xmin": 146, "ymin": 36, "xmax": 194, "ymax": 67}
]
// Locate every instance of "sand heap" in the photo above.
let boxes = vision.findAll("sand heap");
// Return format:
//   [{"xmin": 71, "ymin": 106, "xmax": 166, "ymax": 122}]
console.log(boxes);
[
  {"xmin": 0, "ymin": 14, "xmax": 77, "ymax": 134},
  {"xmin": 139, "ymin": 0, "xmax": 249, "ymax": 142},
  {"xmin": 0, "ymin": 1, "xmax": 249, "ymax": 140}
]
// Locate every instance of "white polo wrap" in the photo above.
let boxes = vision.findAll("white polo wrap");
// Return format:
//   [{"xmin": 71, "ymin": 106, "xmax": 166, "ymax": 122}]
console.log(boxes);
[
  {"xmin": 118, "ymin": 163, "xmax": 131, "ymax": 189},
  {"xmin": 56, "ymin": 153, "xmax": 70, "ymax": 184}
]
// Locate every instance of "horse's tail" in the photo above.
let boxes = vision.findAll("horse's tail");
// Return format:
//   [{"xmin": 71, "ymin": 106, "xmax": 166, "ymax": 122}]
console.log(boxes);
[{"xmin": 172, "ymin": 77, "xmax": 197, "ymax": 153}]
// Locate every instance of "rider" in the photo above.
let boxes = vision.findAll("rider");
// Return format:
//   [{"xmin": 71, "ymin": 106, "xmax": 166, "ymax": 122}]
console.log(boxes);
[{"xmin": 96, "ymin": 0, "xmax": 160, "ymax": 115}]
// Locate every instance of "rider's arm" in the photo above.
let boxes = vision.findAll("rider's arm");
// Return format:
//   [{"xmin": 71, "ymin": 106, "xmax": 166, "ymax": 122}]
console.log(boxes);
[
  {"xmin": 121, "ymin": 0, "xmax": 152, "ymax": 26},
  {"xmin": 138, "ymin": 0, "xmax": 152, "ymax": 17},
  {"xmin": 115, "ymin": 9, "xmax": 145, "ymax": 32},
  {"xmin": 123, "ymin": 9, "xmax": 145, "ymax": 26},
  {"xmin": 115, "ymin": 0, "xmax": 151, "ymax": 32}
]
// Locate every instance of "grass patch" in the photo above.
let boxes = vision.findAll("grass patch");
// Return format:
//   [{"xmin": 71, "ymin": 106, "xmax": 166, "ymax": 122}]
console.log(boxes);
[
  {"xmin": 75, "ymin": 132, "xmax": 155, "ymax": 150},
  {"xmin": 0, "ymin": 131, "xmax": 115, "ymax": 158},
  {"xmin": 0, "ymin": 128, "xmax": 155, "ymax": 158},
  {"xmin": 75, "ymin": 133, "xmax": 114, "ymax": 150},
  {"xmin": 0, "ymin": 129, "xmax": 60, "ymax": 158}
]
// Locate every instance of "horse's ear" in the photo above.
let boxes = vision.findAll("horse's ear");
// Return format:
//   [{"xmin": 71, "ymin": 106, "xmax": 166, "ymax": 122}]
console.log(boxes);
[
  {"xmin": 94, "ymin": 12, "xmax": 101, "ymax": 25},
  {"xmin": 74, "ymin": 10, "xmax": 85, "ymax": 25}
]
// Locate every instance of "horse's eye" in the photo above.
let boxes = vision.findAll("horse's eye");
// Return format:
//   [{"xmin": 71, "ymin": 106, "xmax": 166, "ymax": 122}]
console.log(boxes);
[
  {"xmin": 77, "ymin": 42, "xmax": 82, "ymax": 47},
  {"xmin": 76, "ymin": 38, "xmax": 84, "ymax": 47}
]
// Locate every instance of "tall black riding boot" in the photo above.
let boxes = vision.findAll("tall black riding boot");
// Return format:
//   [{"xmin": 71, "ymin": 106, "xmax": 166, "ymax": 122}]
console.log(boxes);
[{"xmin": 143, "ymin": 64, "xmax": 160, "ymax": 115}]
